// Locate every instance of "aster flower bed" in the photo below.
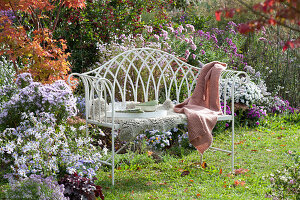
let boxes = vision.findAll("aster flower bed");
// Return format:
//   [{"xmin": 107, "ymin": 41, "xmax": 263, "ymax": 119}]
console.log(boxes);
[
  {"xmin": 0, "ymin": 73, "xmax": 106, "ymax": 199},
  {"xmin": 0, "ymin": 73, "xmax": 77, "ymax": 129},
  {"xmin": 0, "ymin": 112, "xmax": 103, "ymax": 180},
  {"xmin": 5, "ymin": 174, "xmax": 67, "ymax": 200}
]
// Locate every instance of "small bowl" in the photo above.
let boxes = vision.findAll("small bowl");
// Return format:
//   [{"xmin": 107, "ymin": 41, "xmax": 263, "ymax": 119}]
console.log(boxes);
[{"xmin": 136, "ymin": 105, "xmax": 157, "ymax": 112}]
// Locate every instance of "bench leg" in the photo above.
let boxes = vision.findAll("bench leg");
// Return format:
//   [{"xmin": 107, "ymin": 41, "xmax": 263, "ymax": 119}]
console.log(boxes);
[
  {"xmin": 111, "ymin": 129, "xmax": 115, "ymax": 186},
  {"xmin": 231, "ymin": 119, "xmax": 235, "ymax": 174}
]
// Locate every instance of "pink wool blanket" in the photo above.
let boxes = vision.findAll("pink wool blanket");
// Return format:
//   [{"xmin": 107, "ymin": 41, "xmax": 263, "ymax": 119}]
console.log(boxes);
[{"xmin": 174, "ymin": 61, "xmax": 227, "ymax": 154}]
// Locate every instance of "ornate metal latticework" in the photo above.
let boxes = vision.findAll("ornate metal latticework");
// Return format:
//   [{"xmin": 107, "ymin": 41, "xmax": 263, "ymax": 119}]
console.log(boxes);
[{"xmin": 68, "ymin": 48, "xmax": 249, "ymax": 185}]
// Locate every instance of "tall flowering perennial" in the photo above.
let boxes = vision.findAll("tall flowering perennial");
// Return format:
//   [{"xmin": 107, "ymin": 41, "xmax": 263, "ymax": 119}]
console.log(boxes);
[
  {"xmin": 144, "ymin": 22, "xmax": 247, "ymax": 70},
  {"xmin": 0, "ymin": 113, "xmax": 103, "ymax": 180},
  {"xmin": 0, "ymin": 73, "xmax": 77, "ymax": 128}
]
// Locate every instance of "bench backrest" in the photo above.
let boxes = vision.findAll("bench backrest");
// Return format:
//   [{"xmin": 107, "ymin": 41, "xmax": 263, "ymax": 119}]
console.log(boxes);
[{"xmin": 81, "ymin": 48, "xmax": 203, "ymax": 103}]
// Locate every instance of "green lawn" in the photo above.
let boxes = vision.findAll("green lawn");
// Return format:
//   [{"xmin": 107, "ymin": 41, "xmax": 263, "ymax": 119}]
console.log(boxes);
[
  {"xmin": 0, "ymin": 115, "xmax": 298, "ymax": 199},
  {"xmin": 97, "ymin": 116, "xmax": 299, "ymax": 200}
]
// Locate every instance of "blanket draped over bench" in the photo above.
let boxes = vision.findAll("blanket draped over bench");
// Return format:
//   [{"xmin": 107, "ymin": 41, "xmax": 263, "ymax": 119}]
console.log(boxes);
[{"xmin": 174, "ymin": 61, "xmax": 227, "ymax": 154}]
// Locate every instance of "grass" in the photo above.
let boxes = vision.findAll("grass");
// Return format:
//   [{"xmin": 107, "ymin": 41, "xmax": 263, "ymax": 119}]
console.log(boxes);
[
  {"xmin": 0, "ymin": 114, "xmax": 298, "ymax": 199},
  {"xmin": 96, "ymin": 115, "xmax": 300, "ymax": 199}
]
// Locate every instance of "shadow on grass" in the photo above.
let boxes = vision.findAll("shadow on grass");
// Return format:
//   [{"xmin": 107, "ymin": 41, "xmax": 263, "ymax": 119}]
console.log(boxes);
[{"xmin": 97, "ymin": 170, "xmax": 169, "ymax": 193}]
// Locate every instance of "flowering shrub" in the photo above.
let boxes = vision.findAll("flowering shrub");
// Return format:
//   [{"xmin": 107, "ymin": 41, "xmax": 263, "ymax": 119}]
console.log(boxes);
[
  {"xmin": 0, "ymin": 73, "xmax": 77, "ymax": 128},
  {"xmin": 266, "ymin": 152, "xmax": 300, "ymax": 199},
  {"xmin": 0, "ymin": 113, "xmax": 103, "ymax": 179},
  {"xmin": 95, "ymin": 21, "xmax": 248, "ymax": 70},
  {"xmin": 219, "ymin": 76, "xmax": 263, "ymax": 106},
  {"xmin": 59, "ymin": 173, "xmax": 104, "ymax": 200},
  {"xmin": 246, "ymin": 104, "xmax": 267, "ymax": 126},
  {"xmin": 5, "ymin": 174, "xmax": 67, "ymax": 200}
]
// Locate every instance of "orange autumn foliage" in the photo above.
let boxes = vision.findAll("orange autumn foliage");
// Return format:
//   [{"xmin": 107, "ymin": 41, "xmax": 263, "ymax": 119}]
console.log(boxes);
[
  {"xmin": 0, "ymin": 0, "xmax": 85, "ymax": 11},
  {"xmin": 0, "ymin": 0, "xmax": 86, "ymax": 83}
]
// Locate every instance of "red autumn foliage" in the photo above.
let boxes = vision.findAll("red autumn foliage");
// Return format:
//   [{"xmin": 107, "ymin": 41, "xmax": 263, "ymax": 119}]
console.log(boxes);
[{"xmin": 215, "ymin": 0, "xmax": 300, "ymax": 51}]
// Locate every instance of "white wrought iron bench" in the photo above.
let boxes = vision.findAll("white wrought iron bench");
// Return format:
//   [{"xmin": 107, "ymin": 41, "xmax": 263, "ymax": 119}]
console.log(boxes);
[{"xmin": 68, "ymin": 48, "xmax": 249, "ymax": 185}]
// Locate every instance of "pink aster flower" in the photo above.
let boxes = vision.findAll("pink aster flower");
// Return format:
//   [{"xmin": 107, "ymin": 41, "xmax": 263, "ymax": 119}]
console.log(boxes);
[{"xmin": 185, "ymin": 49, "xmax": 190, "ymax": 59}]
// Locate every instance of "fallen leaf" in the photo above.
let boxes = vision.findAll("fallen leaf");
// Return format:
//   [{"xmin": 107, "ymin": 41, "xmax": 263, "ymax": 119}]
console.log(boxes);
[
  {"xmin": 181, "ymin": 170, "xmax": 190, "ymax": 177},
  {"xmin": 240, "ymin": 181, "xmax": 246, "ymax": 186},
  {"xmin": 233, "ymin": 180, "xmax": 246, "ymax": 187},
  {"xmin": 147, "ymin": 151, "xmax": 153, "ymax": 156},
  {"xmin": 219, "ymin": 168, "xmax": 223, "ymax": 174},
  {"xmin": 184, "ymin": 188, "xmax": 188, "ymax": 192},
  {"xmin": 234, "ymin": 180, "xmax": 240, "ymax": 186},
  {"xmin": 178, "ymin": 168, "xmax": 185, "ymax": 172},
  {"xmin": 159, "ymin": 182, "xmax": 167, "ymax": 185},
  {"xmin": 280, "ymin": 144, "xmax": 286, "ymax": 146},
  {"xmin": 189, "ymin": 179, "xmax": 194, "ymax": 182},
  {"xmin": 234, "ymin": 168, "xmax": 249, "ymax": 175},
  {"xmin": 251, "ymin": 149, "xmax": 257, "ymax": 152},
  {"xmin": 201, "ymin": 162, "xmax": 207, "ymax": 169},
  {"xmin": 234, "ymin": 140, "xmax": 244, "ymax": 145}
]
